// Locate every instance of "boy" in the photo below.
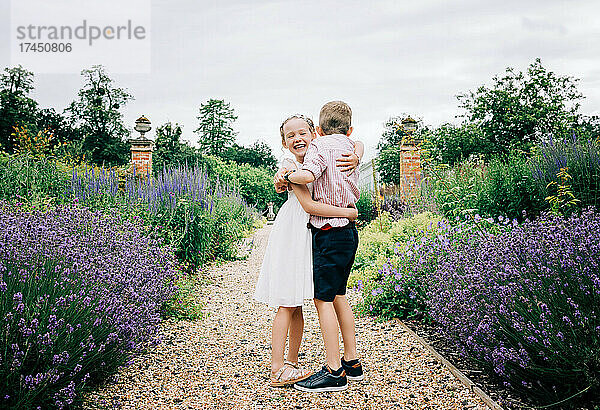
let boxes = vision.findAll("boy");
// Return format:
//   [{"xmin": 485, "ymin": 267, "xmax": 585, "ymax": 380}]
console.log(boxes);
[{"xmin": 284, "ymin": 101, "xmax": 364, "ymax": 392}]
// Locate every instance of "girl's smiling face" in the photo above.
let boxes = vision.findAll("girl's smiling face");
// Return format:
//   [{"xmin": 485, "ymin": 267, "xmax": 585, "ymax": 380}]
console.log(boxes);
[{"xmin": 282, "ymin": 118, "xmax": 315, "ymax": 161}]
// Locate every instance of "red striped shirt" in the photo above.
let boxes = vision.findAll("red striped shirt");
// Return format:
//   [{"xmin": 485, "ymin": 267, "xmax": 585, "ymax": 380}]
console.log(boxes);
[{"xmin": 301, "ymin": 134, "xmax": 360, "ymax": 228}]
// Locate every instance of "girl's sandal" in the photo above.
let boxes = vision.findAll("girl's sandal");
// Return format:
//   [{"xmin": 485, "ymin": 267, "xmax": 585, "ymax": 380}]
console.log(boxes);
[
  {"xmin": 284, "ymin": 360, "xmax": 299, "ymax": 368},
  {"xmin": 270, "ymin": 363, "xmax": 312, "ymax": 387}
]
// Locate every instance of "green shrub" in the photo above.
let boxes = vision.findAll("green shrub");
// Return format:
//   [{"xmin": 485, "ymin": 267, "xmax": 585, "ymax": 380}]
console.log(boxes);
[
  {"xmin": 477, "ymin": 154, "xmax": 546, "ymax": 220},
  {"xmin": 202, "ymin": 155, "xmax": 285, "ymax": 212},
  {"xmin": 349, "ymin": 211, "xmax": 442, "ymax": 288},
  {"xmin": 0, "ymin": 154, "xmax": 68, "ymax": 204},
  {"xmin": 424, "ymin": 137, "xmax": 600, "ymax": 221},
  {"xmin": 356, "ymin": 189, "xmax": 376, "ymax": 223},
  {"xmin": 422, "ymin": 160, "xmax": 486, "ymax": 219}
]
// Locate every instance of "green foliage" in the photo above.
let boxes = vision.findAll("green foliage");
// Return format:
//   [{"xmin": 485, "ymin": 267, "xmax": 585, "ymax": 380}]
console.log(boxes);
[
  {"xmin": 222, "ymin": 141, "xmax": 277, "ymax": 172},
  {"xmin": 201, "ymin": 155, "xmax": 284, "ymax": 212},
  {"xmin": 422, "ymin": 122, "xmax": 486, "ymax": 166},
  {"xmin": 66, "ymin": 65, "xmax": 132, "ymax": 166},
  {"xmin": 152, "ymin": 122, "xmax": 199, "ymax": 170},
  {"xmin": 424, "ymin": 137, "xmax": 600, "ymax": 221},
  {"xmin": 458, "ymin": 58, "xmax": 583, "ymax": 157},
  {"xmin": 163, "ymin": 274, "xmax": 205, "ymax": 321},
  {"xmin": 0, "ymin": 65, "xmax": 39, "ymax": 153},
  {"xmin": 195, "ymin": 99, "xmax": 237, "ymax": 156},
  {"xmin": 376, "ymin": 145, "xmax": 402, "ymax": 185},
  {"xmin": 422, "ymin": 161, "xmax": 486, "ymax": 219},
  {"xmin": 531, "ymin": 137, "xmax": 600, "ymax": 213},
  {"xmin": 36, "ymin": 108, "xmax": 82, "ymax": 147},
  {"xmin": 352, "ymin": 212, "xmax": 444, "ymax": 320},
  {"xmin": 0, "ymin": 154, "xmax": 69, "ymax": 204},
  {"xmin": 348, "ymin": 212, "xmax": 442, "ymax": 288},
  {"xmin": 376, "ymin": 116, "xmax": 428, "ymax": 185},
  {"xmin": 545, "ymin": 167, "xmax": 580, "ymax": 215},
  {"xmin": 355, "ymin": 189, "xmax": 376, "ymax": 223},
  {"xmin": 476, "ymin": 154, "xmax": 545, "ymax": 219}
]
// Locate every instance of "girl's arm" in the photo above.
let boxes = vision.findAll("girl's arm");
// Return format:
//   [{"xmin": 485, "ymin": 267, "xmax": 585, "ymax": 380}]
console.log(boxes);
[{"xmin": 291, "ymin": 184, "xmax": 358, "ymax": 220}]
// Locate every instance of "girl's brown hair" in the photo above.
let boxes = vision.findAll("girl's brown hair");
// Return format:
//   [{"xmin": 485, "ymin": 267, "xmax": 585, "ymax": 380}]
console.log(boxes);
[{"xmin": 279, "ymin": 114, "xmax": 315, "ymax": 146}]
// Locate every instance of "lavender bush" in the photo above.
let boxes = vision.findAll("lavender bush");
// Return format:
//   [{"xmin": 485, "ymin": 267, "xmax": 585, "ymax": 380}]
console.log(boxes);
[
  {"xmin": 427, "ymin": 209, "xmax": 600, "ymax": 405},
  {"xmin": 0, "ymin": 205, "xmax": 178, "ymax": 408},
  {"xmin": 531, "ymin": 135, "xmax": 600, "ymax": 212}
]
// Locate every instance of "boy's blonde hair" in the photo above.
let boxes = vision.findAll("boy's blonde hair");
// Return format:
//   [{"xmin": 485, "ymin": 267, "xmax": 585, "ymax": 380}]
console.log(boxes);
[
  {"xmin": 279, "ymin": 114, "xmax": 315, "ymax": 145},
  {"xmin": 319, "ymin": 101, "xmax": 352, "ymax": 135}
]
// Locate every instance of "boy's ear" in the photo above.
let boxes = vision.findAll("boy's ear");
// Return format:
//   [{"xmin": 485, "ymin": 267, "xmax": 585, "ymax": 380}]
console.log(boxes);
[
  {"xmin": 346, "ymin": 126, "xmax": 353, "ymax": 137},
  {"xmin": 316, "ymin": 126, "xmax": 325, "ymax": 136}
]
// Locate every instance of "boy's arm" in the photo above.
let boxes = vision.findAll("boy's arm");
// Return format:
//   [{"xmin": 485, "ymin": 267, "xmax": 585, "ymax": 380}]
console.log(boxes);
[
  {"xmin": 274, "ymin": 159, "xmax": 296, "ymax": 192},
  {"xmin": 287, "ymin": 142, "xmax": 324, "ymax": 184},
  {"xmin": 291, "ymin": 184, "xmax": 357, "ymax": 220},
  {"xmin": 354, "ymin": 140, "xmax": 365, "ymax": 159},
  {"xmin": 336, "ymin": 140, "xmax": 364, "ymax": 173},
  {"xmin": 286, "ymin": 169, "xmax": 315, "ymax": 184}
]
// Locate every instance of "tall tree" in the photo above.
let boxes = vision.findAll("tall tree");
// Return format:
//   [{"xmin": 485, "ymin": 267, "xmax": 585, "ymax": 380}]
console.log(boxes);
[
  {"xmin": 223, "ymin": 140, "xmax": 277, "ymax": 171},
  {"xmin": 195, "ymin": 99, "xmax": 237, "ymax": 156},
  {"xmin": 153, "ymin": 122, "xmax": 198, "ymax": 170},
  {"xmin": 0, "ymin": 65, "xmax": 39, "ymax": 153},
  {"xmin": 458, "ymin": 58, "xmax": 583, "ymax": 156},
  {"xmin": 66, "ymin": 65, "xmax": 133, "ymax": 166},
  {"xmin": 36, "ymin": 108, "xmax": 82, "ymax": 146}
]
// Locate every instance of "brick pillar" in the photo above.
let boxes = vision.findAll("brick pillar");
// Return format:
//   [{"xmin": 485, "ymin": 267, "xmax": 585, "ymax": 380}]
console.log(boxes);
[
  {"xmin": 129, "ymin": 137, "xmax": 154, "ymax": 176},
  {"xmin": 399, "ymin": 143, "xmax": 422, "ymax": 197}
]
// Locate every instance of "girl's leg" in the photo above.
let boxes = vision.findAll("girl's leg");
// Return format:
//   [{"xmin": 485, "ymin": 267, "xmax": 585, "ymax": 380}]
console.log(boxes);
[
  {"xmin": 271, "ymin": 306, "xmax": 295, "ymax": 373},
  {"xmin": 286, "ymin": 307, "xmax": 303, "ymax": 364}
]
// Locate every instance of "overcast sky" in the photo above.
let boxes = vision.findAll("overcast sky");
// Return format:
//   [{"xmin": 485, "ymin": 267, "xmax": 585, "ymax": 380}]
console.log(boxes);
[{"xmin": 1, "ymin": 0, "xmax": 600, "ymax": 161}]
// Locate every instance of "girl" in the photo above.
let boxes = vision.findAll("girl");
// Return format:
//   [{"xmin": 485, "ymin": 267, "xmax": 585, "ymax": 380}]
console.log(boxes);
[{"xmin": 254, "ymin": 114, "xmax": 363, "ymax": 386}]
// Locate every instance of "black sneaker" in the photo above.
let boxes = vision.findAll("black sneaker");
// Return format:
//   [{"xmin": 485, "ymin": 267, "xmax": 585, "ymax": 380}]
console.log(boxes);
[
  {"xmin": 342, "ymin": 358, "xmax": 364, "ymax": 381},
  {"xmin": 293, "ymin": 365, "xmax": 348, "ymax": 392}
]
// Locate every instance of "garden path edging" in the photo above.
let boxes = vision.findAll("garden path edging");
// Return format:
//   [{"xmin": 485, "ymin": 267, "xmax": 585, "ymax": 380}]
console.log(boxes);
[{"xmin": 396, "ymin": 319, "xmax": 503, "ymax": 410}]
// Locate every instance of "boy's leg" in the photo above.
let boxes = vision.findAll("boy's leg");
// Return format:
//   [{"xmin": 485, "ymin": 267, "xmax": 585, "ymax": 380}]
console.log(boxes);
[
  {"xmin": 286, "ymin": 307, "xmax": 303, "ymax": 364},
  {"xmin": 313, "ymin": 298, "xmax": 342, "ymax": 370},
  {"xmin": 333, "ymin": 295, "xmax": 357, "ymax": 361},
  {"xmin": 271, "ymin": 306, "xmax": 295, "ymax": 373}
]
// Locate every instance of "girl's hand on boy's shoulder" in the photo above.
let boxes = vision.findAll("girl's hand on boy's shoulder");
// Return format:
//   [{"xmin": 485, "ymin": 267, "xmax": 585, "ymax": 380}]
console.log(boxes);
[{"xmin": 336, "ymin": 152, "xmax": 360, "ymax": 174}]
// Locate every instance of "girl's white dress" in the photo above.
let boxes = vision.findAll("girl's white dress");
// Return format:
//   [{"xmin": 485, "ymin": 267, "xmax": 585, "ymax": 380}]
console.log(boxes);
[{"xmin": 254, "ymin": 159, "xmax": 313, "ymax": 307}]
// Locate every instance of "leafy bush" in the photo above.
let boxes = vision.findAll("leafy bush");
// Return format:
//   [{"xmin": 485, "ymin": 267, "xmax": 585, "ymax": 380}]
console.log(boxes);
[
  {"xmin": 476, "ymin": 154, "xmax": 546, "ymax": 220},
  {"xmin": 356, "ymin": 189, "xmax": 376, "ymax": 223},
  {"xmin": 0, "ymin": 154, "xmax": 69, "ymax": 204},
  {"xmin": 424, "ymin": 136, "xmax": 600, "ymax": 221},
  {"xmin": 349, "ymin": 212, "xmax": 442, "ymax": 289},
  {"xmin": 201, "ymin": 155, "xmax": 284, "ymax": 212},
  {"xmin": 0, "ymin": 205, "xmax": 178, "ymax": 408},
  {"xmin": 427, "ymin": 209, "xmax": 600, "ymax": 406},
  {"xmin": 422, "ymin": 160, "xmax": 486, "ymax": 219},
  {"xmin": 423, "ymin": 122, "xmax": 486, "ymax": 165}
]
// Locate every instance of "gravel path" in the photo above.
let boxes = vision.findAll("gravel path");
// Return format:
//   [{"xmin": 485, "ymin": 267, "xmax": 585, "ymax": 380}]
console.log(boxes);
[{"xmin": 85, "ymin": 225, "xmax": 489, "ymax": 409}]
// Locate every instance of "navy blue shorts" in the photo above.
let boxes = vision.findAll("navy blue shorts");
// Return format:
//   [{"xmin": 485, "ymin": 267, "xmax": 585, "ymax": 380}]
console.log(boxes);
[{"xmin": 311, "ymin": 224, "xmax": 359, "ymax": 302}]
